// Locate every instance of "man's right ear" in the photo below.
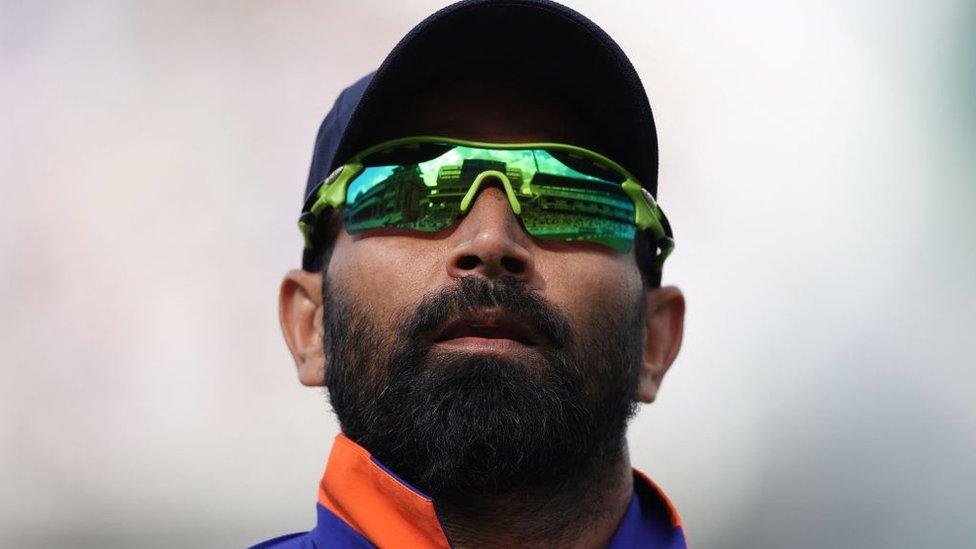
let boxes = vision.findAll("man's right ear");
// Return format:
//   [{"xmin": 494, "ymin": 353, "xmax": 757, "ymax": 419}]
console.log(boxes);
[{"xmin": 279, "ymin": 269, "xmax": 326, "ymax": 386}]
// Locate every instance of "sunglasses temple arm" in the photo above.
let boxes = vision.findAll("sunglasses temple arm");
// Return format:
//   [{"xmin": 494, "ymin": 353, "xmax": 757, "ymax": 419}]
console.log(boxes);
[{"xmin": 298, "ymin": 163, "xmax": 363, "ymax": 251}]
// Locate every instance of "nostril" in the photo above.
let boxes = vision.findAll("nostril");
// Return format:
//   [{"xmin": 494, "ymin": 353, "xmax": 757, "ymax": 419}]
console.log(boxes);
[
  {"xmin": 457, "ymin": 255, "xmax": 481, "ymax": 270},
  {"xmin": 501, "ymin": 256, "xmax": 525, "ymax": 274}
]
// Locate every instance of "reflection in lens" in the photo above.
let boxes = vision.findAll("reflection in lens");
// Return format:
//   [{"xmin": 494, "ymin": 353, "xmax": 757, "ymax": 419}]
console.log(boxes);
[{"xmin": 343, "ymin": 143, "xmax": 637, "ymax": 252}]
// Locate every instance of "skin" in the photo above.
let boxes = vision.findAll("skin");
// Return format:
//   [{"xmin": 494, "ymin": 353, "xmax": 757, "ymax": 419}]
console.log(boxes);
[{"xmin": 278, "ymin": 80, "xmax": 686, "ymax": 548}]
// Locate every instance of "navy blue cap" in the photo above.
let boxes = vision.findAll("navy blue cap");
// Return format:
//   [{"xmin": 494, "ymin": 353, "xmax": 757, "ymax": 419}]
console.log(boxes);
[{"xmin": 302, "ymin": 0, "xmax": 660, "ymax": 269}]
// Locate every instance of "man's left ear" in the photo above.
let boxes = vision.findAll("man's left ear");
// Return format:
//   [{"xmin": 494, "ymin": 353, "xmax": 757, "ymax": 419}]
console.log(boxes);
[{"xmin": 637, "ymin": 286, "xmax": 685, "ymax": 403}]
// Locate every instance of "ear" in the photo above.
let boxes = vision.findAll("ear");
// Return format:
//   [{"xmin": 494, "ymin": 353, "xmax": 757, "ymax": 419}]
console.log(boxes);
[
  {"xmin": 278, "ymin": 269, "xmax": 326, "ymax": 386},
  {"xmin": 636, "ymin": 286, "xmax": 685, "ymax": 403}
]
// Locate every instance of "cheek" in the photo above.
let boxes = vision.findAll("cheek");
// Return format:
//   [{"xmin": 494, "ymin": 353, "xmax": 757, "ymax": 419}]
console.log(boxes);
[
  {"xmin": 328, "ymin": 232, "xmax": 443, "ymax": 324},
  {"xmin": 535, "ymin": 248, "xmax": 644, "ymax": 330}
]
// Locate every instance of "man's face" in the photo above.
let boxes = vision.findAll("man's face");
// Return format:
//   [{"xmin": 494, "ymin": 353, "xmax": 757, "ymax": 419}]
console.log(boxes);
[{"xmin": 280, "ymin": 80, "xmax": 684, "ymax": 501}]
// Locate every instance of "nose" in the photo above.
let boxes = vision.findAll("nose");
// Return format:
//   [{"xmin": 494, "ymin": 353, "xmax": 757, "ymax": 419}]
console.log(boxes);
[{"xmin": 446, "ymin": 177, "xmax": 536, "ymax": 280}]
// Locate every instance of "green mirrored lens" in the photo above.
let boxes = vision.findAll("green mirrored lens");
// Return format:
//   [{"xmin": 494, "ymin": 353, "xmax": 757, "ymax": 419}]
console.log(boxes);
[
  {"xmin": 343, "ymin": 164, "xmax": 448, "ymax": 232},
  {"xmin": 342, "ymin": 143, "xmax": 638, "ymax": 251},
  {"xmin": 520, "ymin": 176, "xmax": 636, "ymax": 252}
]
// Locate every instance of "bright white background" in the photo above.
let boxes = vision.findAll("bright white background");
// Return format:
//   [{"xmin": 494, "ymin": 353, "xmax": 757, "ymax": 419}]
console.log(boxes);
[{"xmin": 2, "ymin": 1, "xmax": 974, "ymax": 547}]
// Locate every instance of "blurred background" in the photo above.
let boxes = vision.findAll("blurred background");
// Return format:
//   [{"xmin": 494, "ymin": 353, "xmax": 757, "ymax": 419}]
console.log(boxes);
[{"xmin": 2, "ymin": 1, "xmax": 974, "ymax": 547}]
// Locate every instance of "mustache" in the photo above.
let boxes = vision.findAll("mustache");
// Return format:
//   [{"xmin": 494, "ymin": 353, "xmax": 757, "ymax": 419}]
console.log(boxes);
[{"xmin": 401, "ymin": 275, "xmax": 573, "ymax": 351}]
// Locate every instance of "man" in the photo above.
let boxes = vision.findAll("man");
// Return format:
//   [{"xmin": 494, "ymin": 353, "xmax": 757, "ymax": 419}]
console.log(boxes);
[{"xmin": 258, "ymin": 1, "xmax": 686, "ymax": 547}]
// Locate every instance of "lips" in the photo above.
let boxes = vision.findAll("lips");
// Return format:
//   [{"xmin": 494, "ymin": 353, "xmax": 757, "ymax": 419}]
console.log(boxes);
[{"xmin": 432, "ymin": 308, "xmax": 540, "ymax": 347}]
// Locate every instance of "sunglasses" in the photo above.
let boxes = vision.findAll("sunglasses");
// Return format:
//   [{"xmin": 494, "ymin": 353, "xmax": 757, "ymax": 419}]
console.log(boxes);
[{"xmin": 299, "ymin": 136, "xmax": 674, "ymax": 271}]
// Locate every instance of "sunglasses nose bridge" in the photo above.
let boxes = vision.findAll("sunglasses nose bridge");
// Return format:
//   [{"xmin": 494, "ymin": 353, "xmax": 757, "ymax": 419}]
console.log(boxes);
[{"xmin": 458, "ymin": 170, "xmax": 523, "ymax": 217}]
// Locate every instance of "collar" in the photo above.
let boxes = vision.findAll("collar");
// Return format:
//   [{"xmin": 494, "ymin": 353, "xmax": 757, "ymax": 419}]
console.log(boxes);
[{"xmin": 312, "ymin": 434, "xmax": 687, "ymax": 548}]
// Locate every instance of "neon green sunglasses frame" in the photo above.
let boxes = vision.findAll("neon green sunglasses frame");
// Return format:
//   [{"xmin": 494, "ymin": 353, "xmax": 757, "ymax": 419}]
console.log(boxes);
[{"xmin": 299, "ymin": 136, "xmax": 675, "ymax": 271}]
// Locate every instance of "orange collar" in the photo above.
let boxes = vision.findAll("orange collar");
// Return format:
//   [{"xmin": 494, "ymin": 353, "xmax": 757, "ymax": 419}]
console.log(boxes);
[{"xmin": 318, "ymin": 434, "xmax": 451, "ymax": 548}]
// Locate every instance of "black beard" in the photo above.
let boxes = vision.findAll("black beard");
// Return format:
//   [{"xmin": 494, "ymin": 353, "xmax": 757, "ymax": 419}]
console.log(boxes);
[{"xmin": 323, "ymin": 275, "xmax": 645, "ymax": 504}]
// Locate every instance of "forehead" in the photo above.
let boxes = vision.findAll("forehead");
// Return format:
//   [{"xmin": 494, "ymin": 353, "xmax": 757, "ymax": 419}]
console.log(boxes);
[{"xmin": 366, "ymin": 79, "xmax": 598, "ymax": 147}]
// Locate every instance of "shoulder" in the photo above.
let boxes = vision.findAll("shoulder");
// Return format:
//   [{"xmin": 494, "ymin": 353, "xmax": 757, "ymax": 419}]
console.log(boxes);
[
  {"xmin": 247, "ymin": 531, "xmax": 312, "ymax": 549},
  {"xmin": 247, "ymin": 503, "xmax": 378, "ymax": 549}
]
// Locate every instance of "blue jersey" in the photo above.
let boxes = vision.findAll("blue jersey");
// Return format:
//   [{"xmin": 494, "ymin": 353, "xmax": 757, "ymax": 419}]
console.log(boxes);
[{"xmin": 251, "ymin": 434, "xmax": 687, "ymax": 548}]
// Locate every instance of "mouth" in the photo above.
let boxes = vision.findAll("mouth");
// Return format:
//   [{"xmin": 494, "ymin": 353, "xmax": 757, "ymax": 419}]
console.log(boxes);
[{"xmin": 431, "ymin": 308, "xmax": 540, "ymax": 350}]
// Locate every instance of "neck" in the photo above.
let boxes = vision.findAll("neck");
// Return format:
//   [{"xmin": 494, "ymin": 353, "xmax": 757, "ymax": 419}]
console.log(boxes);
[{"xmin": 435, "ymin": 442, "xmax": 635, "ymax": 548}]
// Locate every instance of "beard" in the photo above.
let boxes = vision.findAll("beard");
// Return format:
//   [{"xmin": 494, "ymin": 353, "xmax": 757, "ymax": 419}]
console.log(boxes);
[{"xmin": 323, "ymin": 274, "xmax": 646, "ymax": 504}]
